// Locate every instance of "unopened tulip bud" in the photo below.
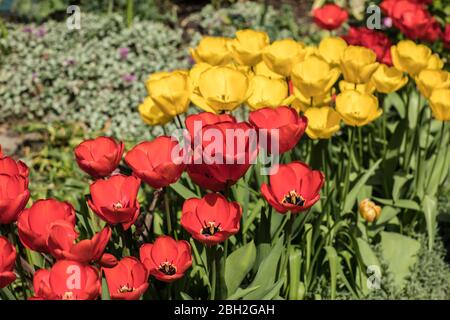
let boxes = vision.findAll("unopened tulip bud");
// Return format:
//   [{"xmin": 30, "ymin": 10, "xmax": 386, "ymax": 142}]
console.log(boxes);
[{"xmin": 359, "ymin": 199, "xmax": 381, "ymax": 222}]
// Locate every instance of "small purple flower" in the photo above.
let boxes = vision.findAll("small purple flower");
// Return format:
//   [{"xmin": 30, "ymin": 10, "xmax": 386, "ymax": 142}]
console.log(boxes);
[
  {"xmin": 31, "ymin": 72, "xmax": 38, "ymax": 81},
  {"xmin": 383, "ymin": 17, "xmax": 392, "ymax": 28},
  {"xmin": 119, "ymin": 47, "xmax": 130, "ymax": 60},
  {"xmin": 64, "ymin": 58, "xmax": 76, "ymax": 66},
  {"xmin": 122, "ymin": 73, "xmax": 136, "ymax": 83},
  {"xmin": 22, "ymin": 26, "xmax": 33, "ymax": 34},
  {"xmin": 35, "ymin": 27, "xmax": 47, "ymax": 38}
]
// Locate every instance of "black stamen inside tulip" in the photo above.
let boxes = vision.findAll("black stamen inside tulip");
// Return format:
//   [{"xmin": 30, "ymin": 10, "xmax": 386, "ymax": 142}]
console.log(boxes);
[
  {"xmin": 118, "ymin": 284, "xmax": 134, "ymax": 293},
  {"xmin": 158, "ymin": 261, "xmax": 177, "ymax": 275},
  {"xmin": 281, "ymin": 190, "xmax": 305, "ymax": 206},
  {"xmin": 201, "ymin": 221, "xmax": 221, "ymax": 236}
]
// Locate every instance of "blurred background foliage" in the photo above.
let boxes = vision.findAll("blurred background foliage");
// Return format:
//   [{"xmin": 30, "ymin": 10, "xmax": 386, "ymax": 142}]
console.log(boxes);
[{"xmin": 1, "ymin": 0, "xmax": 450, "ymax": 299}]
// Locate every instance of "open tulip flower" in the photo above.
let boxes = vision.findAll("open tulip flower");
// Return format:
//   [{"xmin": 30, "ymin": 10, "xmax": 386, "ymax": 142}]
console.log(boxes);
[
  {"xmin": 249, "ymin": 106, "xmax": 307, "ymax": 154},
  {"xmin": 261, "ymin": 162, "xmax": 324, "ymax": 214},
  {"xmin": 429, "ymin": 89, "xmax": 450, "ymax": 121},
  {"xmin": 104, "ymin": 256, "xmax": 149, "ymax": 300},
  {"xmin": 0, "ymin": 174, "xmax": 30, "ymax": 224},
  {"xmin": 190, "ymin": 65, "xmax": 249, "ymax": 113},
  {"xmin": 18, "ymin": 199, "xmax": 77, "ymax": 253},
  {"xmin": 138, "ymin": 96, "xmax": 174, "ymax": 126},
  {"xmin": 125, "ymin": 136, "xmax": 186, "ymax": 189},
  {"xmin": 0, "ymin": 236, "xmax": 16, "ymax": 289},
  {"xmin": 140, "ymin": 236, "xmax": 192, "ymax": 283},
  {"xmin": 391, "ymin": 40, "xmax": 432, "ymax": 76},
  {"xmin": 340, "ymin": 46, "xmax": 379, "ymax": 84},
  {"xmin": 47, "ymin": 226, "xmax": 111, "ymax": 264},
  {"xmin": 371, "ymin": 64, "xmax": 408, "ymax": 94},
  {"xmin": 74, "ymin": 136, "xmax": 124, "ymax": 178},
  {"xmin": 246, "ymin": 75, "xmax": 291, "ymax": 110},
  {"xmin": 312, "ymin": 4, "xmax": 348, "ymax": 31},
  {"xmin": 181, "ymin": 193, "xmax": 242, "ymax": 245},
  {"xmin": 88, "ymin": 174, "xmax": 141, "ymax": 230},
  {"xmin": 31, "ymin": 260, "xmax": 101, "ymax": 300}
]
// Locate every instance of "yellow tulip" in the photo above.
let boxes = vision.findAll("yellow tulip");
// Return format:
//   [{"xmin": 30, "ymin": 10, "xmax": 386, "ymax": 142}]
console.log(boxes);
[
  {"xmin": 189, "ymin": 36, "xmax": 232, "ymax": 66},
  {"xmin": 191, "ymin": 66, "xmax": 249, "ymax": 113},
  {"xmin": 415, "ymin": 69, "xmax": 450, "ymax": 98},
  {"xmin": 291, "ymin": 55, "xmax": 340, "ymax": 98},
  {"xmin": 371, "ymin": 65, "xmax": 408, "ymax": 93},
  {"xmin": 427, "ymin": 53, "xmax": 444, "ymax": 70},
  {"xmin": 336, "ymin": 90, "xmax": 382, "ymax": 126},
  {"xmin": 291, "ymin": 87, "xmax": 334, "ymax": 112},
  {"xmin": 145, "ymin": 70, "xmax": 191, "ymax": 116},
  {"xmin": 262, "ymin": 39, "xmax": 306, "ymax": 77},
  {"xmin": 339, "ymin": 80, "xmax": 375, "ymax": 94},
  {"xmin": 359, "ymin": 199, "xmax": 381, "ymax": 223},
  {"xmin": 138, "ymin": 96, "xmax": 173, "ymax": 126},
  {"xmin": 429, "ymin": 89, "xmax": 450, "ymax": 121},
  {"xmin": 340, "ymin": 46, "xmax": 379, "ymax": 84},
  {"xmin": 246, "ymin": 75, "xmax": 291, "ymax": 110},
  {"xmin": 253, "ymin": 60, "xmax": 285, "ymax": 80},
  {"xmin": 318, "ymin": 37, "xmax": 347, "ymax": 65},
  {"xmin": 391, "ymin": 40, "xmax": 432, "ymax": 76},
  {"xmin": 304, "ymin": 106, "xmax": 341, "ymax": 139},
  {"xmin": 228, "ymin": 29, "xmax": 270, "ymax": 66}
]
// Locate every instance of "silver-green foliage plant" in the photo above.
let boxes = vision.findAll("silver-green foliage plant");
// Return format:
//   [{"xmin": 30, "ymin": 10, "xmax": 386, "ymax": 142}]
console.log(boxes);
[{"xmin": 0, "ymin": 13, "xmax": 188, "ymax": 139}]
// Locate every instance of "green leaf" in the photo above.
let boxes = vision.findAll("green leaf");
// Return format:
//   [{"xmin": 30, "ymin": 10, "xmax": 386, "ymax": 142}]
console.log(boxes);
[
  {"xmin": 356, "ymin": 238, "xmax": 380, "ymax": 268},
  {"xmin": 343, "ymin": 159, "xmax": 382, "ymax": 213},
  {"xmin": 225, "ymin": 241, "xmax": 257, "ymax": 297},
  {"xmin": 244, "ymin": 236, "xmax": 284, "ymax": 299},
  {"xmin": 380, "ymin": 232, "xmax": 420, "ymax": 289},
  {"xmin": 101, "ymin": 277, "xmax": 110, "ymax": 300},
  {"xmin": 375, "ymin": 206, "xmax": 400, "ymax": 225},
  {"xmin": 288, "ymin": 250, "xmax": 301, "ymax": 300},
  {"xmin": 372, "ymin": 197, "xmax": 421, "ymax": 211},
  {"xmin": 324, "ymin": 246, "xmax": 338, "ymax": 300},
  {"xmin": 226, "ymin": 286, "xmax": 260, "ymax": 300},
  {"xmin": 170, "ymin": 181, "xmax": 197, "ymax": 199},
  {"xmin": 422, "ymin": 195, "xmax": 437, "ymax": 251},
  {"xmin": 180, "ymin": 292, "xmax": 193, "ymax": 300}
]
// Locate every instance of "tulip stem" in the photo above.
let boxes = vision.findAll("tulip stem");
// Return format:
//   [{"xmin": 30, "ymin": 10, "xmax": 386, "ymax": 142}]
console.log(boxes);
[
  {"xmin": 357, "ymin": 127, "xmax": 363, "ymax": 169},
  {"xmin": 279, "ymin": 212, "xmax": 295, "ymax": 281},
  {"xmin": 163, "ymin": 190, "xmax": 175, "ymax": 239},
  {"xmin": 426, "ymin": 121, "xmax": 446, "ymax": 190},
  {"xmin": 207, "ymin": 246, "xmax": 217, "ymax": 300},
  {"xmin": 341, "ymin": 127, "xmax": 355, "ymax": 212}
]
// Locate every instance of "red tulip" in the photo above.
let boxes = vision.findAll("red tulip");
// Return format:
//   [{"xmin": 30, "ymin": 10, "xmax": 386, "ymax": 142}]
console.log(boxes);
[
  {"xmin": 87, "ymin": 174, "xmax": 141, "ymax": 230},
  {"xmin": 0, "ymin": 236, "xmax": 16, "ymax": 289},
  {"xmin": 0, "ymin": 156, "xmax": 29, "ymax": 180},
  {"xmin": 313, "ymin": 4, "xmax": 348, "ymax": 30},
  {"xmin": 140, "ymin": 236, "xmax": 192, "ymax": 283},
  {"xmin": 343, "ymin": 27, "xmax": 393, "ymax": 65},
  {"xmin": 125, "ymin": 136, "xmax": 186, "ymax": 189},
  {"xmin": 74, "ymin": 136, "xmax": 124, "ymax": 178},
  {"xmin": 31, "ymin": 260, "xmax": 101, "ymax": 300},
  {"xmin": 0, "ymin": 174, "xmax": 30, "ymax": 224},
  {"xmin": 249, "ymin": 106, "xmax": 307, "ymax": 154},
  {"xmin": 261, "ymin": 161, "xmax": 324, "ymax": 214},
  {"xmin": 104, "ymin": 256, "xmax": 149, "ymax": 300},
  {"xmin": 185, "ymin": 112, "xmax": 236, "ymax": 141},
  {"xmin": 181, "ymin": 193, "xmax": 242, "ymax": 245},
  {"xmin": 444, "ymin": 24, "xmax": 450, "ymax": 49},
  {"xmin": 188, "ymin": 119, "xmax": 257, "ymax": 191},
  {"xmin": 0, "ymin": 145, "xmax": 3, "ymax": 158},
  {"xmin": 17, "ymin": 199, "xmax": 77, "ymax": 253},
  {"xmin": 47, "ymin": 226, "xmax": 111, "ymax": 264},
  {"xmin": 185, "ymin": 112, "xmax": 238, "ymax": 191},
  {"xmin": 381, "ymin": 0, "xmax": 438, "ymax": 42}
]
